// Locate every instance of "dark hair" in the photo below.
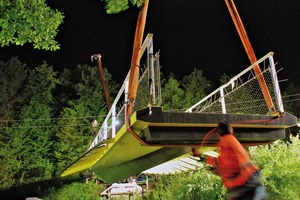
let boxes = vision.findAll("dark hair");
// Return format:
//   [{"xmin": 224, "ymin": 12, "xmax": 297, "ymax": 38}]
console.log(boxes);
[{"xmin": 216, "ymin": 121, "xmax": 232, "ymax": 136}]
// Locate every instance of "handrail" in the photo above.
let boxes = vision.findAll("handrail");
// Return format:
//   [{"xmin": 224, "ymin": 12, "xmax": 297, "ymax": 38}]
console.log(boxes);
[
  {"xmin": 88, "ymin": 33, "xmax": 154, "ymax": 150},
  {"xmin": 186, "ymin": 52, "xmax": 274, "ymax": 113}
]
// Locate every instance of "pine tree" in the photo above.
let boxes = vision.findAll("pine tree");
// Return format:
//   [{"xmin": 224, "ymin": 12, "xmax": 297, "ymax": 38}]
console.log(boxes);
[
  {"xmin": 53, "ymin": 65, "xmax": 118, "ymax": 175},
  {"xmin": 0, "ymin": 62, "xmax": 59, "ymax": 188}
]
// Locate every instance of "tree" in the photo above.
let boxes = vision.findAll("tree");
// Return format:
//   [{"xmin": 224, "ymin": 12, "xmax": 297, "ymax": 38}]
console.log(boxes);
[
  {"xmin": 53, "ymin": 65, "xmax": 118, "ymax": 175},
  {"xmin": 181, "ymin": 68, "xmax": 211, "ymax": 106},
  {"xmin": 161, "ymin": 69, "xmax": 211, "ymax": 111},
  {"xmin": 0, "ymin": 0, "xmax": 64, "ymax": 51},
  {"xmin": 0, "ymin": 58, "xmax": 28, "ymax": 189},
  {"xmin": 53, "ymin": 103, "xmax": 95, "ymax": 176},
  {"xmin": 283, "ymin": 83, "xmax": 300, "ymax": 118},
  {"xmin": 161, "ymin": 76, "xmax": 186, "ymax": 111},
  {"xmin": 219, "ymin": 73, "xmax": 233, "ymax": 85},
  {"xmin": 0, "ymin": 63, "xmax": 59, "ymax": 188},
  {"xmin": 0, "ymin": 57, "xmax": 28, "ymax": 127},
  {"xmin": 101, "ymin": 0, "xmax": 146, "ymax": 14},
  {"xmin": 10, "ymin": 102, "xmax": 55, "ymax": 185},
  {"xmin": 0, "ymin": 0, "xmax": 146, "ymax": 51}
]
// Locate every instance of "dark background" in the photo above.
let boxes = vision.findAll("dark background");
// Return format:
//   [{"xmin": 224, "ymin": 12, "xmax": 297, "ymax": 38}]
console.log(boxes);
[{"xmin": 1, "ymin": 0, "xmax": 299, "ymax": 89}]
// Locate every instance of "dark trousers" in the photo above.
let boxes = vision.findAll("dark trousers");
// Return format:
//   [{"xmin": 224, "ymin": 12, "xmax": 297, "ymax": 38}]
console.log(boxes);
[{"xmin": 228, "ymin": 171, "xmax": 267, "ymax": 200}]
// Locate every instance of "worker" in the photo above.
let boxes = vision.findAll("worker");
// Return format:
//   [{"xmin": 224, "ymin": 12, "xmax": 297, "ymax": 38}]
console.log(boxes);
[{"xmin": 206, "ymin": 121, "xmax": 267, "ymax": 200}]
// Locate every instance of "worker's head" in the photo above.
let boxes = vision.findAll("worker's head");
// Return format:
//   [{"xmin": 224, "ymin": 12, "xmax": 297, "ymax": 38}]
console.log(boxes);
[{"xmin": 216, "ymin": 121, "xmax": 233, "ymax": 136}]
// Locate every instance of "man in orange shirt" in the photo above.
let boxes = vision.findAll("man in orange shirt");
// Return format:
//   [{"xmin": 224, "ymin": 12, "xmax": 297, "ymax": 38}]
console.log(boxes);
[{"xmin": 206, "ymin": 121, "xmax": 267, "ymax": 200}]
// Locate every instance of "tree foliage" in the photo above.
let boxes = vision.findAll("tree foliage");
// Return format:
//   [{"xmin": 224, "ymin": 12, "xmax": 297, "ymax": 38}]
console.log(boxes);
[
  {"xmin": 181, "ymin": 68, "xmax": 210, "ymax": 105},
  {"xmin": 0, "ymin": 0, "xmax": 64, "ymax": 51},
  {"xmin": 53, "ymin": 65, "xmax": 118, "ymax": 176},
  {"xmin": 249, "ymin": 137, "xmax": 300, "ymax": 200},
  {"xmin": 162, "ymin": 69, "xmax": 211, "ymax": 111},
  {"xmin": 0, "ymin": 62, "xmax": 59, "ymax": 188},
  {"xmin": 161, "ymin": 76, "xmax": 186, "ymax": 111},
  {"xmin": 0, "ymin": 57, "xmax": 28, "ymax": 127},
  {"xmin": 0, "ymin": 58, "xmax": 28, "ymax": 188},
  {"xmin": 0, "ymin": 58, "xmax": 119, "ymax": 189},
  {"xmin": 101, "ymin": 0, "xmax": 146, "ymax": 14},
  {"xmin": 0, "ymin": 0, "xmax": 146, "ymax": 50},
  {"xmin": 283, "ymin": 83, "xmax": 300, "ymax": 118}
]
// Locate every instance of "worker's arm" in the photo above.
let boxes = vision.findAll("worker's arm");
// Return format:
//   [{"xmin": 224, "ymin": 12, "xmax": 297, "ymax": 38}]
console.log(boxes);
[{"xmin": 206, "ymin": 156, "xmax": 220, "ymax": 176}]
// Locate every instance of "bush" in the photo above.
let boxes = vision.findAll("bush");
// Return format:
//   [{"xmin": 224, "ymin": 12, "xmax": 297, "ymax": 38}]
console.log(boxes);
[
  {"xmin": 146, "ymin": 169, "xmax": 226, "ymax": 200},
  {"xmin": 41, "ymin": 181, "xmax": 105, "ymax": 200},
  {"xmin": 249, "ymin": 137, "xmax": 300, "ymax": 200}
]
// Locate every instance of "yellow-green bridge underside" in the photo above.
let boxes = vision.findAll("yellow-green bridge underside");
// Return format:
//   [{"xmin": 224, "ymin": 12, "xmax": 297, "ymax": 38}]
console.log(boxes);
[{"xmin": 61, "ymin": 107, "xmax": 297, "ymax": 184}]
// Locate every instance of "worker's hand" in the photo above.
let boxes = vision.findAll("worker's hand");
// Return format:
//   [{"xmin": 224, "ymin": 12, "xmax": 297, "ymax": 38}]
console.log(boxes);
[
  {"xmin": 192, "ymin": 147, "xmax": 200, "ymax": 157},
  {"xmin": 209, "ymin": 167, "xmax": 219, "ymax": 175},
  {"xmin": 202, "ymin": 162, "xmax": 219, "ymax": 175},
  {"xmin": 206, "ymin": 156, "xmax": 216, "ymax": 166}
]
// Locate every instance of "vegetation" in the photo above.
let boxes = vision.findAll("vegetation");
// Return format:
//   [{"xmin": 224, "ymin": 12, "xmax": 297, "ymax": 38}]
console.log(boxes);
[
  {"xmin": 101, "ymin": 0, "xmax": 146, "ymax": 14},
  {"xmin": 0, "ymin": 0, "xmax": 145, "ymax": 50},
  {"xmin": 0, "ymin": 57, "xmax": 118, "ymax": 192},
  {"xmin": 1, "ymin": 1, "xmax": 299, "ymax": 199},
  {"xmin": 42, "ymin": 181, "xmax": 105, "ymax": 200},
  {"xmin": 0, "ymin": 57, "xmax": 299, "ymax": 199},
  {"xmin": 283, "ymin": 83, "xmax": 300, "ymax": 117},
  {"xmin": 146, "ymin": 169, "xmax": 226, "ymax": 200},
  {"xmin": 39, "ymin": 137, "xmax": 300, "ymax": 200},
  {"xmin": 249, "ymin": 137, "xmax": 300, "ymax": 200},
  {"xmin": 161, "ymin": 69, "xmax": 210, "ymax": 111},
  {"xmin": 0, "ymin": 0, "xmax": 64, "ymax": 51}
]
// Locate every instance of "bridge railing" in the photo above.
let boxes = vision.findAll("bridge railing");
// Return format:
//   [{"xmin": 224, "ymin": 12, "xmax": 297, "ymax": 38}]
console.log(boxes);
[
  {"xmin": 186, "ymin": 52, "xmax": 284, "ymax": 115},
  {"xmin": 88, "ymin": 34, "xmax": 161, "ymax": 150}
]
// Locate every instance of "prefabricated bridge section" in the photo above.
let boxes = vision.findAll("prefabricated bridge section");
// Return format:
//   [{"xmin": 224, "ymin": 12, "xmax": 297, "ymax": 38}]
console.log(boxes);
[
  {"xmin": 61, "ymin": 106, "xmax": 297, "ymax": 184},
  {"xmin": 60, "ymin": 33, "xmax": 298, "ymax": 184}
]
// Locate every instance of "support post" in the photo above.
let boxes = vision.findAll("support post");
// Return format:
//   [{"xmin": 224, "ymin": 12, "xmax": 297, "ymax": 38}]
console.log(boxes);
[
  {"xmin": 220, "ymin": 87, "xmax": 226, "ymax": 114},
  {"xmin": 112, "ymin": 105, "xmax": 116, "ymax": 138},
  {"xmin": 269, "ymin": 55, "xmax": 284, "ymax": 113}
]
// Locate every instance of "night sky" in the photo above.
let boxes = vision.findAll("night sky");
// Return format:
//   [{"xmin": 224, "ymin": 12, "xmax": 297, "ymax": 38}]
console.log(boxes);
[{"xmin": 1, "ymin": 0, "xmax": 299, "ymax": 89}]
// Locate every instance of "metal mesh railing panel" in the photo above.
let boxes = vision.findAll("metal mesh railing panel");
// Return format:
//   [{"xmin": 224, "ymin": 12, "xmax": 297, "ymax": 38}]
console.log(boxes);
[
  {"xmin": 188, "ymin": 53, "xmax": 282, "ymax": 115},
  {"xmin": 201, "ymin": 69, "xmax": 275, "ymax": 115}
]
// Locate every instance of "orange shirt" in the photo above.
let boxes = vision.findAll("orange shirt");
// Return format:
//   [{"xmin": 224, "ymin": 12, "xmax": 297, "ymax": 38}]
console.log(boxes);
[{"xmin": 206, "ymin": 134, "xmax": 257, "ymax": 189}]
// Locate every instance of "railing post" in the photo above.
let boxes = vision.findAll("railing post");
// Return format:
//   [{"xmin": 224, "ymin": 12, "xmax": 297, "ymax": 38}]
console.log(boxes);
[
  {"xmin": 155, "ymin": 53, "xmax": 162, "ymax": 106},
  {"xmin": 103, "ymin": 121, "xmax": 108, "ymax": 140},
  {"xmin": 125, "ymin": 80, "xmax": 129, "ymax": 105},
  {"xmin": 112, "ymin": 105, "xmax": 116, "ymax": 138},
  {"xmin": 220, "ymin": 87, "xmax": 226, "ymax": 114},
  {"xmin": 149, "ymin": 54, "xmax": 155, "ymax": 105},
  {"xmin": 269, "ymin": 55, "xmax": 284, "ymax": 113}
]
